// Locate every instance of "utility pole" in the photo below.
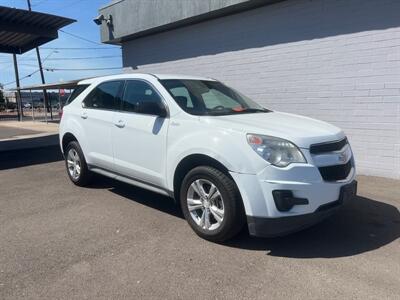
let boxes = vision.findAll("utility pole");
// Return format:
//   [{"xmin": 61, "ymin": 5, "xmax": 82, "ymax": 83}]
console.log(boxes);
[
  {"xmin": 12, "ymin": 54, "xmax": 22, "ymax": 121},
  {"xmin": 27, "ymin": 0, "xmax": 50, "ymax": 122}
]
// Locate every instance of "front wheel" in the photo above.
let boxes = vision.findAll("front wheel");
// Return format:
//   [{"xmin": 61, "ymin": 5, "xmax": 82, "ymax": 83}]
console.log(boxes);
[{"xmin": 180, "ymin": 166, "xmax": 245, "ymax": 242}]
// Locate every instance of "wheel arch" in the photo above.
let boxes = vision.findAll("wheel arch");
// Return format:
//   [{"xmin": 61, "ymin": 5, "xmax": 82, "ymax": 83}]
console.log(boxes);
[
  {"xmin": 61, "ymin": 132, "xmax": 78, "ymax": 153},
  {"xmin": 172, "ymin": 153, "xmax": 233, "ymax": 202}
]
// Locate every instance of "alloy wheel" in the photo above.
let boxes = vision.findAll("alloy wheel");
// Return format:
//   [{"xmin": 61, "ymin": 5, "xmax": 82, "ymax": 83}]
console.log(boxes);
[
  {"xmin": 67, "ymin": 148, "xmax": 81, "ymax": 180},
  {"xmin": 187, "ymin": 179, "xmax": 225, "ymax": 231}
]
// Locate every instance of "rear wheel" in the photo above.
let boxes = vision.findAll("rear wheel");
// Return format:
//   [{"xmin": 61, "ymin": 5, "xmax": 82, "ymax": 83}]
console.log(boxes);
[
  {"xmin": 180, "ymin": 166, "xmax": 245, "ymax": 242},
  {"xmin": 65, "ymin": 141, "xmax": 92, "ymax": 186}
]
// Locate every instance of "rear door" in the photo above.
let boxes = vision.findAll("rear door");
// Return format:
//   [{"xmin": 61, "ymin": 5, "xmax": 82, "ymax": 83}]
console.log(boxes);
[
  {"xmin": 81, "ymin": 80, "xmax": 124, "ymax": 170},
  {"xmin": 112, "ymin": 79, "xmax": 169, "ymax": 188}
]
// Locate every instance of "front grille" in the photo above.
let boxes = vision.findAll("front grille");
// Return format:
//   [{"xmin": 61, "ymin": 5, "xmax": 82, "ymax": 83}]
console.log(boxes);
[
  {"xmin": 310, "ymin": 138, "xmax": 348, "ymax": 154},
  {"xmin": 318, "ymin": 160, "xmax": 352, "ymax": 181}
]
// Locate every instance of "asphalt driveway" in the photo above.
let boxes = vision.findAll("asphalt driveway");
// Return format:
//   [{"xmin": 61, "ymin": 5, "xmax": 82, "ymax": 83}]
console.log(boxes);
[{"xmin": 0, "ymin": 147, "xmax": 399, "ymax": 299}]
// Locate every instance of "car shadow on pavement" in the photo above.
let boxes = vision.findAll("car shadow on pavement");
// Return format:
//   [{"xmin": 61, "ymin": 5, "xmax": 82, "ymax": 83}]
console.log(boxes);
[
  {"xmin": 0, "ymin": 146, "xmax": 63, "ymax": 170},
  {"xmin": 225, "ymin": 196, "xmax": 400, "ymax": 258},
  {"xmin": 89, "ymin": 175, "xmax": 400, "ymax": 258},
  {"xmin": 88, "ymin": 175, "xmax": 184, "ymax": 219}
]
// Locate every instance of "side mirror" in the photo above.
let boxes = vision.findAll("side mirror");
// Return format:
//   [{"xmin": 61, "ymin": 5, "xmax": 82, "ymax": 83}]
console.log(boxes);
[
  {"xmin": 155, "ymin": 105, "xmax": 167, "ymax": 118},
  {"xmin": 137, "ymin": 101, "xmax": 167, "ymax": 118}
]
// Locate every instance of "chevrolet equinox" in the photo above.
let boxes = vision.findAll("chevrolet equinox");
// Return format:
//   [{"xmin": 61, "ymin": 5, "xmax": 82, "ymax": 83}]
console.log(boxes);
[{"xmin": 60, "ymin": 73, "xmax": 357, "ymax": 242}]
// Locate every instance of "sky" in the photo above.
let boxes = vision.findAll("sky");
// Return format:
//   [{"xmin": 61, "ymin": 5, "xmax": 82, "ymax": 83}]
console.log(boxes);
[{"xmin": 0, "ymin": 0, "xmax": 123, "ymax": 90}]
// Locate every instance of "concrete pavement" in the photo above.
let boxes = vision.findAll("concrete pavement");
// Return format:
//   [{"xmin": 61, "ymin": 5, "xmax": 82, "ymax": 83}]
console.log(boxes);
[
  {"xmin": 0, "ymin": 147, "xmax": 399, "ymax": 299},
  {"xmin": 0, "ymin": 127, "xmax": 42, "ymax": 140},
  {"xmin": 0, "ymin": 121, "xmax": 59, "ymax": 152}
]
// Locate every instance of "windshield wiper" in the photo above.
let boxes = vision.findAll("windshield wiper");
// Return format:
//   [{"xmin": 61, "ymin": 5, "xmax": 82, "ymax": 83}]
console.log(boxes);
[
  {"xmin": 207, "ymin": 111, "xmax": 232, "ymax": 116},
  {"xmin": 234, "ymin": 108, "xmax": 271, "ymax": 113},
  {"xmin": 206, "ymin": 107, "xmax": 272, "ymax": 116}
]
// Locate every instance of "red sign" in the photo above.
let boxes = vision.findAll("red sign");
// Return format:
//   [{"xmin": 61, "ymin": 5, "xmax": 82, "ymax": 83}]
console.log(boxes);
[{"xmin": 59, "ymin": 89, "xmax": 65, "ymax": 96}]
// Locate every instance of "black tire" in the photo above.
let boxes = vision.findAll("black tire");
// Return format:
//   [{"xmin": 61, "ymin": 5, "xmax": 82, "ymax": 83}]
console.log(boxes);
[
  {"xmin": 180, "ymin": 166, "xmax": 245, "ymax": 242},
  {"xmin": 64, "ymin": 141, "xmax": 92, "ymax": 186}
]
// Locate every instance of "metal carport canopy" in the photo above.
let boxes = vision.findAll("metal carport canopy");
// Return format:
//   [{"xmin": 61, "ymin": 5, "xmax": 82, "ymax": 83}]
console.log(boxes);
[
  {"xmin": 13, "ymin": 78, "xmax": 89, "ymax": 90},
  {"xmin": 10, "ymin": 79, "xmax": 89, "ymax": 124},
  {"xmin": 0, "ymin": 6, "xmax": 75, "ymax": 54}
]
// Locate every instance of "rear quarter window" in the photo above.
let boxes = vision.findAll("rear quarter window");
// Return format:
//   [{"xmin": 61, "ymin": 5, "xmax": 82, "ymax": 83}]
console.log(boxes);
[
  {"xmin": 82, "ymin": 81, "xmax": 124, "ymax": 110},
  {"xmin": 65, "ymin": 84, "xmax": 90, "ymax": 106}
]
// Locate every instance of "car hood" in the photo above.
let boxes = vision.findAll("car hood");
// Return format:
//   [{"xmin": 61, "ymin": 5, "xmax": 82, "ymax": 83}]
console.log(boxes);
[{"xmin": 202, "ymin": 111, "xmax": 345, "ymax": 148}]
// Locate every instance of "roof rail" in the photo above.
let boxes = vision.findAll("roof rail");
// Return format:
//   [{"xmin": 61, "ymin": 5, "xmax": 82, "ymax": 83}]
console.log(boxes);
[{"xmin": 148, "ymin": 73, "xmax": 160, "ymax": 79}]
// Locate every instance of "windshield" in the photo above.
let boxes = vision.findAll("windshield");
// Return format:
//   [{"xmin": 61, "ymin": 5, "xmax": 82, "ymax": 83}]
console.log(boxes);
[{"xmin": 159, "ymin": 79, "xmax": 270, "ymax": 116}]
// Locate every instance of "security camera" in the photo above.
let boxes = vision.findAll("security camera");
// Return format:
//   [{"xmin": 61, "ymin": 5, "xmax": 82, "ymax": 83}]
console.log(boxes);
[
  {"xmin": 93, "ymin": 14, "xmax": 112, "ymax": 26},
  {"xmin": 93, "ymin": 14, "xmax": 105, "ymax": 25}
]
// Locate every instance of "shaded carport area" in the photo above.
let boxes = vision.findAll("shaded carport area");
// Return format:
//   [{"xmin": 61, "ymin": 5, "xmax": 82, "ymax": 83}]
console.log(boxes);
[
  {"xmin": 0, "ymin": 80, "xmax": 83, "ymax": 153},
  {"xmin": 14, "ymin": 79, "xmax": 83, "ymax": 120},
  {"xmin": 0, "ymin": 5, "xmax": 75, "ymax": 121}
]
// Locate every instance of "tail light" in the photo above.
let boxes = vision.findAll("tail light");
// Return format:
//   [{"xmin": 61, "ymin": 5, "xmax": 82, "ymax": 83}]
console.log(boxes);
[{"xmin": 59, "ymin": 108, "xmax": 63, "ymax": 119}]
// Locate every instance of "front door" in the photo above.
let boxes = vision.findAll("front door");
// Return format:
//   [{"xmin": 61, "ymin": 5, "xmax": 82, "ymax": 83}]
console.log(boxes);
[{"xmin": 112, "ymin": 80, "xmax": 169, "ymax": 188}]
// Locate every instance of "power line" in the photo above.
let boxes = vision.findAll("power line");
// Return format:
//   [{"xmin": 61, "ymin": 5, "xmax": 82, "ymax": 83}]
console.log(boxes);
[
  {"xmin": 12, "ymin": 63, "xmax": 40, "ymax": 67},
  {"xmin": 60, "ymin": 29, "xmax": 104, "ymax": 46},
  {"xmin": 45, "ymin": 67, "xmax": 123, "ymax": 71},
  {"xmin": 3, "ymin": 70, "xmax": 40, "ymax": 86},
  {"xmin": 41, "ymin": 47, "xmax": 121, "ymax": 50},
  {"xmin": 0, "ymin": 55, "xmax": 121, "ymax": 63},
  {"xmin": 31, "ymin": 0, "xmax": 89, "ymax": 9},
  {"xmin": 55, "ymin": 0, "xmax": 90, "ymax": 10},
  {"xmin": 0, "ymin": 50, "xmax": 59, "ymax": 64},
  {"xmin": 2, "ymin": 50, "xmax": 58, "ymax": 86},
  {"xmin": 2, "ymin": 66, "xmax": 123, "ymax": 86},
  {"xmin": 47, "ymin": 55, "xmax": 121, "ymax": 61},
  {"xmin": 31, "ymin": 0, "xmax": 48, "ymax": 7},
  {"xmin": 3, "ymin": 63, "xmax": 122, "ymax": 71}
]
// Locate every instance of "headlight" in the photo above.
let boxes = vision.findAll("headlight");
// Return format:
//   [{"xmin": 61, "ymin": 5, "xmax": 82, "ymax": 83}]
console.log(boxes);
[{"xmin": 247, "ymin": 134, "xmax": 306, "ymax": 167}]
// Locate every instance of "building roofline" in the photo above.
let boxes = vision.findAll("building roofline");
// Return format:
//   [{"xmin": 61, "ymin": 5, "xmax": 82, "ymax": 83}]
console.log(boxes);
[{"xmin": 99, "ymin": 0, "xmax": 284, "ymax": 44}]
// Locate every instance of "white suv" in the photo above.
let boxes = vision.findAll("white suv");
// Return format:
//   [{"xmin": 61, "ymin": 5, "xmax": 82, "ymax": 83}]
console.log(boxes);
[{"xmin": 60, "ymin": 73, "xmax": 357, "ymax": 242}]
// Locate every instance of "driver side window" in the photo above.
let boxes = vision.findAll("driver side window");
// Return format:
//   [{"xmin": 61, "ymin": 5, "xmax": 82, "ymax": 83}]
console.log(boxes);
[{"xmin": 121, "ymin": 80, "xmax": 165, "ymax": 116}]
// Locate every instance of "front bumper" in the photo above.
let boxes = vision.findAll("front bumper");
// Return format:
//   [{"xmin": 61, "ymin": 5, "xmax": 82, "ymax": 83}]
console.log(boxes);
[
  {"xmin": 246, "ymin": 180, "xmax": 357, "ymax": 237},
  {"xmin": 229, "ymin": 151, "xmax": 357, "ymax": 237}
]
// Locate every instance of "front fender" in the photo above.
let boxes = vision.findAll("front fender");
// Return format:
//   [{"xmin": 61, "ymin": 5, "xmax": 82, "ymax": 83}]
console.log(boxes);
[{"xmin": 166, "ymin": 127, "xmax": 266, "ymax": 191}]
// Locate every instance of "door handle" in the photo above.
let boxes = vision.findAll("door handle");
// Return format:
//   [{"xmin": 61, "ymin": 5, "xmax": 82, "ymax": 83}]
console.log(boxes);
[
  {"xmin": 115, "ymin": 120, "xmax": 125, "ymax": 128},
  {"xmin": 81, "ymin": 112, "xmax": 88, "ymax": 119}
]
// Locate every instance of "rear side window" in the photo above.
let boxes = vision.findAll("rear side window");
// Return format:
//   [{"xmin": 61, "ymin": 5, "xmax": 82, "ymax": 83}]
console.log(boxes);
[
  {"xmin": 65, "ymin": 84, "xmax": 89, "ymax": 105},
  {"xmin": 83, "ymin": 81, "xmax": 124, "ymax": 110}
]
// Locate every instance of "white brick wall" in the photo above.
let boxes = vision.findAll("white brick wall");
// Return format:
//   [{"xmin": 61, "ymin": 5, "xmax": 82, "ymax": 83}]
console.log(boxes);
[{"xmin": 122, "ymin": 0, "xmax": 400, "ymax": 179}]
